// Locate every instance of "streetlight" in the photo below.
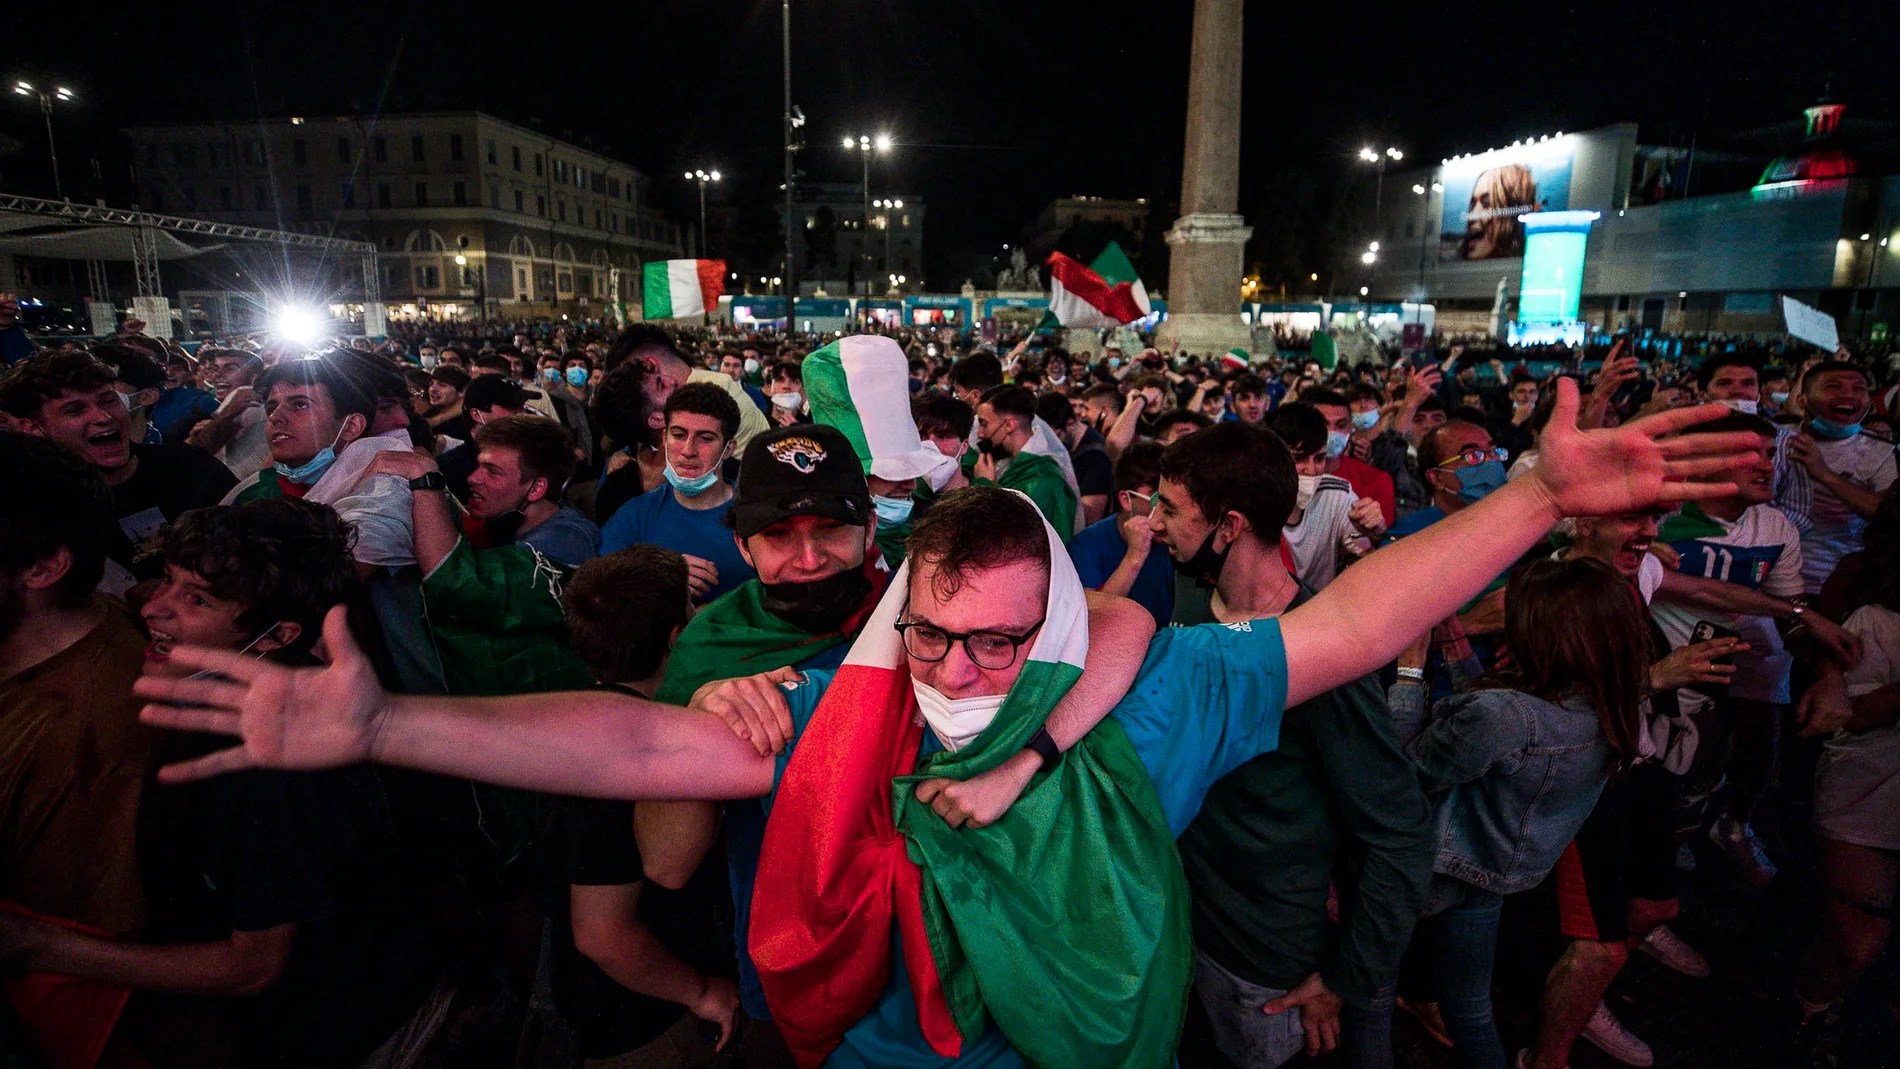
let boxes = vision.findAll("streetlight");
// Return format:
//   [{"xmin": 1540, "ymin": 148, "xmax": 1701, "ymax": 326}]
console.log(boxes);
[
  {"xmin": 874, "ymin": 197, "xmax": 903, "ymax": 280},
  {"xmin": 843, "ymin": 133, "xmax": 892, "ymax": 295},
  {"xmin": 12, "ymin": 81, "xmax": 75, "ymax": 201},
  {"xmin": 1357, "ymin": 143, "xmax": 1404, "ymax": 249},
  {"xmin": 685, "ymin": 168, "xmax": 722, "ymax": 258}
]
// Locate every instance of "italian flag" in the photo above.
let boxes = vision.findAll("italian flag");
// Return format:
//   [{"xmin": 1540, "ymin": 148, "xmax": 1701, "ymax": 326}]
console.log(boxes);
[
  {"xmin": 641, "ymin": 259, "xmax": 726, "ymax": 319},
  {"xmin": 803, "ymin": 335, "xmax": 955, "ymax": 483},
  {"xmin": 751, "ymin": 492, "xmax": 1191, "ymax": 1068},
  {"xmin": 1045, "ymin": 241, "xmax": 1152, "ymax": 328}
]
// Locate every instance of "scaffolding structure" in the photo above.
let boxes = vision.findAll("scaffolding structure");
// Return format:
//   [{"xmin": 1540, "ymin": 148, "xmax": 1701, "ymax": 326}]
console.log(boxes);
[{"xmin": 0, "ymin": 193, "xmax": 384, "ymax": 334}]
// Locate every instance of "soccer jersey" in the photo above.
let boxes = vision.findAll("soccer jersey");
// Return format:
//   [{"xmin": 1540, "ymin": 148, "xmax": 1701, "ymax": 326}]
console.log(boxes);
[{"xmin": 1653, "ymin": 502, "xmax": 1804, "ymax": 705}]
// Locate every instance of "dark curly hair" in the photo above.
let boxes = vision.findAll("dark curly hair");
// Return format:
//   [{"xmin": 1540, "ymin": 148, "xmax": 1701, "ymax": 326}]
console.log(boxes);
[
  {"xmin": 0, "ymin": 432, "xmax": 113, "ymax": 605},
  {"xmin": 159, "ymin": 498, "xmax": 356, "ymax": 656},
  {"xmin": 0, "ymin": 351, "xmax": 118, "ymax": 418},
  {"xmin": 562, "ymin": 545, "xmax": 691, "ymax": 683},
  {"xmin": 905, "ymin": 485, "xmax": 1050, "ymax": 600}
]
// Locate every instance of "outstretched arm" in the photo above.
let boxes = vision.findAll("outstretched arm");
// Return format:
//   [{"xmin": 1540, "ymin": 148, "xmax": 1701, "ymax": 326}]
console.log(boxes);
[
  {"xmin": 136, "ymin": 606, "xmax": 774, "ymax": 801},
  {"xmin": 1280, "ymin": 378, "xmax": 1760, "ymax": 706}
]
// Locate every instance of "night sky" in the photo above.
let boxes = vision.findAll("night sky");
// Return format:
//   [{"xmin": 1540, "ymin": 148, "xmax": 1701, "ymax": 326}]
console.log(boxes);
[{"xmin": 6, "ymin": 0, "xmax": 1898, "ymax": 290}]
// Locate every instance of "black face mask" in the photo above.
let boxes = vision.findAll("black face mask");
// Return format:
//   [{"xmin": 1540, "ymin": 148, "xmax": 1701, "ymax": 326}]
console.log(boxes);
[
  {"xmin": 1170, "ymin": 526, "xmax": 1231, "ymax": 589},
  {"xmin": 483, "ymin": 508, "xmax": 526, "ymax": 544},
  {"xmin": 761, "ymin": 565, "xmax": 874, "ymax": 635}
]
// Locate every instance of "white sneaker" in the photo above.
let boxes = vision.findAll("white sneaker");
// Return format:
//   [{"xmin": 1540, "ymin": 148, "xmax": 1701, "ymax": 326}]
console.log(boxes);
[
  {"xmin": 1580, "ymin": 1000, "xmax": 1654, "ymax": 1067},
  {"xmin": 1708, "ymin": 814, "xmax": 1779, "ymax": 888},
  {"xmin": 1639, "ymin": 924, "xmax": 1711, "ymax": 978}
]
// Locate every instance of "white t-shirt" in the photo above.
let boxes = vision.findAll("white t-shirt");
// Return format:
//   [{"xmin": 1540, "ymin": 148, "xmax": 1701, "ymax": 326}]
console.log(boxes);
[
  {"xmin": 1636, "ymin": 552, "xmax": 1665, "ymax": 605},
  {"xmin": 1775, "ymin": 432, "xmax": 1898, "ymax": 593},
  {"xmin": 1651, "ymin": 503, "xmax": 1804, "ymax": 705},
  {"xmin": 1815, "ymin": 603, "xmax": 1900, "ymax": 849},
  {"xmin": 219, "ymin": 405, "xmax": 272, "ymax": 480},
  {"xmin": 1282, "ymin": 475, "xmax": 1363, "ymax": 591}
]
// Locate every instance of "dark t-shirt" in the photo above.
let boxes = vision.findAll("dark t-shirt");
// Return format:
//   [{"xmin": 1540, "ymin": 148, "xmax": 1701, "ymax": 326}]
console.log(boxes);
[
  {"xmin": 149, "ymin": 767, "xmax": 437, "ymax": 1069},
  {"xmin": 438, "ymin": 440, "xmax": 478, "ymax": 504},
  {"xmin": 537, "ymin": 794, "xmax": 736, "ymax": 1058},
  {"xmin": 111, "ymin": 444, "xmax": 238, "ymax": 579},
  {"xmin": 1070, "ymin": 427, "xmax": 1115, "ymax": 501}
]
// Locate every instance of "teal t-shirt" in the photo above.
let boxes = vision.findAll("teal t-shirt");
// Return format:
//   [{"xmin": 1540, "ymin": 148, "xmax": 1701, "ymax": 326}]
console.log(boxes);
[{"xmin": 759, "ymin": 619, "xmax": 1291, "ymax": 1067}]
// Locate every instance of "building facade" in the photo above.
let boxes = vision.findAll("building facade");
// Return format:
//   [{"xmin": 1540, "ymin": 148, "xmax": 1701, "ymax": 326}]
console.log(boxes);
[
  {"xmin": 123, "ymin": 112, "xmax": 686, "ymax": 319},
  {"xmin": 1023, "ymin": 196, "xmax": 1151, "ymax": 264},
  {"xmin": 778, "ymin": 182, "xmax": 924, "ymax": 296},
  {"xmin": 1363, "ymin": 105, "xmax": 1898, "ymax": 341}
]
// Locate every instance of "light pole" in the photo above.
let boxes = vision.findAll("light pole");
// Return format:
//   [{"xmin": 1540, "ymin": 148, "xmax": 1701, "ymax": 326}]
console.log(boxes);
[
  {"xmin": 455, "ymin": 253, "xmax": 486, "ymax": 322},
  {"xmin": 782, "ymin": 0, "xmax": 795, "ymax": 303},
  {"xmin": 13, "ymin": 81, "xmax": 75, "ymax": 201},
  {"xmin": 684, "ymin": 169, "xmax": 722, "ymax": 258},
  {"xmin": 1357, "ymin": 145, "xmax": 1404, "ymax": 247},
  {"xmin": 873, "ymin": 197, "xmax": 903, "ymax": 281},
  {"xmin": 843, "ymin": 133, "xmax": 892, "ymax": 295}
]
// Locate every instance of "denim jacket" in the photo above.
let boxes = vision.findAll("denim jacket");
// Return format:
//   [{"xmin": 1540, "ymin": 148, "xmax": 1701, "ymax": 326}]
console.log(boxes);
[{"xmin": 1388, "ymin": 683, "xmax": 1608, "ymax": 895}]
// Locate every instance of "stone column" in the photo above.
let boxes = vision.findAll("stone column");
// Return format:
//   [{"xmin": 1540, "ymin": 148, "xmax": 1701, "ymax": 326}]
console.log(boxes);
[{"xmin": 1155, "ymin": 0, "xmax": 1253, "ymax": 356}]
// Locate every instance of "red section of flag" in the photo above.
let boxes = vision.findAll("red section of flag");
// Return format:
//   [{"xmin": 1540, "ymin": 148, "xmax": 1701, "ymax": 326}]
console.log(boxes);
[
  {"xmin": 751, "ymin": 664, "xmax": 962, "ymax": 1067},
  {"xmin": 0, "ymin": 902, "xmax": 133, "ymax": 1069},
  {"xmin": 696, "ymin": 260, "xmax": 728, "ymax": 310},
  {"xmin": 1046, "ymin": 251, "xmax": 1146, "ymax": 325}
]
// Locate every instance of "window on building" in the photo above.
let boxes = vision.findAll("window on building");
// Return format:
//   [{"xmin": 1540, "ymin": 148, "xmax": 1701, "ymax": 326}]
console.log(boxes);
[
  {"xmin": 377, "ymin": 183, "xmax": 392, "ymax": 208},
  {"xmin": 591, "ymin": 172, "xmax": 604, "ymax": 194},
  {"xmin": 594, "ymin": 208, "xmax": 602, "ymax": 229},
  {"xmin": 535, "ymin": 153, "xmax": 544, "ymax": 177},
  {"xmin": 338, "ymin": 137, "xmax": 351, "ymax": 163},
  {"xmin": 207, "ymin": 142, "xmax": 220, "ymax": 167},
  {"xmin": 449, "ymin": 134, "xmax": 464, "ymax": 161},
  {"xmin": 291, "ymin": 139, "xmax": 306, "ymax": 166},
  {"xmin": 373, "ymin": 136, "xmax": 387, "ymax": 163},
  {"xmin": 554, "ymin": 159, "xmax": 566, "ymax": 182},
  {"xmin": 608, "ymin": 177, "xmax": 620, "ymax": 198},
  {"xmin": 490, "ymin": 187, "xmax": 501, "ymax": 209},
  {"xmin": 558, "ymin": 272, "xmax": 573, "ymax": 293},
  {"xmin": 415, "ymin": 182, "xmax": 428, "ymax": 207},
  {"xmin": 557, "ymin": 199, "xmax": 566, "ymax": 222},
  {"xmin": 295, "ymin": 184, "xmax": 312, "ymax": 217},
  {"xmin": 411, "ymin": 134, "xmax": 425, "ymax": 162},
  {"xmin": 183, "ymin": 187, "xmax": 197, "ymax": 210},
  {"xmin": 512, "ymin": 145, "xmax": 522, "ymax": 171},
  {"xmin": 342, "ymin": 184, "xmax": 355, "ymax": 209},
  {"xmin": 253, "ymin": 186, "xmax": 268, "ymax": 210},
  {"xmin": 415, "ymin": 265, "xmax": 440, "ymax": 289},
  {"xmin": 515, "ymin": 189, "xmax": 525, "ymax": 213},
  {"xmin": 453, "ymin": 181, "xmax": 467, "ymax": 206},
  {"xmin": 486, "ymin": 139, "xmax": 497, "ymax": 165},
  {"xmin": 386, "ymin": 264, "xmax": 403, "ymax": 290},
  {"xmin": 244, "ymin": 140, "xmax": 265, "ymax": 165},
  {"xmin": 610, "ymin": 212, "xmax": 618, "ymax": 233},
  {"xmin": 536, "ymin": 194, "xmax": 546, "ymax": 217}
]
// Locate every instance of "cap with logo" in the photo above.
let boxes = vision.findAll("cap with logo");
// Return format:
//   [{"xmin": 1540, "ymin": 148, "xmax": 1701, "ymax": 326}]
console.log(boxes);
[
  {"xmin": 727, "ymin": 423, "xmax": 871, "ymax": 538},
  {"xmin": 462, "ymin": 375, "xmax": 542, "ymax": 413}
]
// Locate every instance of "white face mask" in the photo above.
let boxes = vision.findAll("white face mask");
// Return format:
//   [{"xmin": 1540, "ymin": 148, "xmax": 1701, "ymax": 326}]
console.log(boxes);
[
  {"xmin": 1719, "ymin": 398, "xmax": 1759, "ymax": 415},
  {"xmin": 771, "ymin": 391, "xmax": 802, "ymax": 409},
  {"xmin": 911, "ymin": 677, "xmax": 1007, "ymax": 753},
  {"xmin": 1295, "ymin": 473, "xmax": 1320, "ymax": 513}
]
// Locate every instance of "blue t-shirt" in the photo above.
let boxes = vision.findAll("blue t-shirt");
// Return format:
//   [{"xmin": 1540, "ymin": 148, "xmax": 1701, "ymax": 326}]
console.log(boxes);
[
  {"xmin": 758, "ymin": 620, "xmax": 1290, "ymax": 1067},
  {"xmin": 1386, "ymin": 504, "xmax": 1447, "ymax": 539},
  {"xmin": 518, "ymin": 505, "xmax": 600, "ymax": 567},
  {"xmin": 150, "ymin": 386, "xmax": 219, "ymax": 438},
  {"xmin": 599, "ymin": 485, "xmax": 756, "ymax": 602},
  {"xmin": 1066, "ymin": 516, "xmax": 1174, "ymax": 629}
]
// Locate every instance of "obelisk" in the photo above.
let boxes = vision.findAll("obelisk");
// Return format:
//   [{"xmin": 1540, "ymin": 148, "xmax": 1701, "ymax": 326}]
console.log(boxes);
[{"xmin": 1155, "ymin": 0, "xmax": 1252, "ymax": 356}]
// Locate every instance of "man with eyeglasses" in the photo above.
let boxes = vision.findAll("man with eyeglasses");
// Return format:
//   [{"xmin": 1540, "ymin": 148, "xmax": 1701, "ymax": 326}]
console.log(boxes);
[
  {"xmin": 1068, "ymin": 441, "xmax": 1175, "ymax": 627},
  {"xmin": 1386, "ymin": 420, "xmax": 1511, "ymax": 539},
  {"xmin": 136, "ymin": 383, "xmax": 1762, "ymax": 1069}
]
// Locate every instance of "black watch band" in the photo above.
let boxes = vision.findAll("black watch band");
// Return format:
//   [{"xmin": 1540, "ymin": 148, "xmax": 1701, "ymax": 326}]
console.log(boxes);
[
  {"xmin": 408, "ymin": 471, "xmax": 447, "ymax": 492},
  {"xmin": 1025, "ymin": 725, "xmax": 1061, "ymax": 769}
]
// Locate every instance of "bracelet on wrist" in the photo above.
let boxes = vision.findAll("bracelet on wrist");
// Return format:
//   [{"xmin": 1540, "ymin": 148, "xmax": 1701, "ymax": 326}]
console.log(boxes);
[{"xmin": 1395, "ymin": 666, "xmax": 1426, "ymax": 681}]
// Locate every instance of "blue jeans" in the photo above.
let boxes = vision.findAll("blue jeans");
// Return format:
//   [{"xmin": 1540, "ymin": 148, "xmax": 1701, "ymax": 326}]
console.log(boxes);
[{"xmin": 1356, "ymin": 878, "xmax": 1506, "ymax": 1069}]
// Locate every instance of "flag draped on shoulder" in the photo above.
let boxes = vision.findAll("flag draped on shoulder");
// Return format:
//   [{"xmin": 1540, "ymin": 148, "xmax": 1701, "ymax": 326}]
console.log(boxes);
[
  {"xmin": 1045, "ymin": 242, "xmax": 1151, "ymax": 328},
  {"xmin": 751, "ymin": 490, "xmax": 1191, "ymax": 1069},
  {"xmin": 642, "ymin": 259, "xmax": 726, "ymax": 319}
]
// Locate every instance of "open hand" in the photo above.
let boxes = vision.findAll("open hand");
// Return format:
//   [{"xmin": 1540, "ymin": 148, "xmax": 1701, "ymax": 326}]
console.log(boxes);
[
  {"xmin": 1261, "ymin": 972, "xmax": 1343, "ymax": 1055},
  {"xmin": 135, "ymin": 605, "xmax": 386, "ymax": 782},
  {"xmin": 1528, "ymin": 378, "xmax": 1760, "ymax": 519},
  {"xmin": 1649, "ymin": 637, "xmax": 1747, "ymax": 691}
]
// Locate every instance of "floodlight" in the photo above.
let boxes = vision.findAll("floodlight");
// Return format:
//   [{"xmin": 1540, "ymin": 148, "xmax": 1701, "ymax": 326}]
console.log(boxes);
[{"xmin": 271, "ymin": 305, "xmax": 327, "ymax": 347}]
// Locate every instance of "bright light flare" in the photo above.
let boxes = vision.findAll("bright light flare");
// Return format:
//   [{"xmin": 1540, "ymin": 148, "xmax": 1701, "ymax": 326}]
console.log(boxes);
[
  {"xmin": 270, "ymin": 305, "xmax": 328, "ymax": 347},
  {"xmin": 874, "ymin": 134, "xmax": 893, "ymax": 152}
]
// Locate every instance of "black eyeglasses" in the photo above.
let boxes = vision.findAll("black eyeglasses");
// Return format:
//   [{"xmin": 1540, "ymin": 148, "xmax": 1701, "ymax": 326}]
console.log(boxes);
[{"xmin": 894, "ymin": 617, "xmax": 1044, "ymax": 670}]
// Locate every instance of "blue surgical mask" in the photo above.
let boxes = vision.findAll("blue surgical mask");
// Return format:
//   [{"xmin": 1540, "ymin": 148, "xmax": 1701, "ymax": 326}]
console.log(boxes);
[
  {"xmin": 1808, "ymin": 416, "xmax": 1862, "ymax": 441},
  {"xmin": 542, "ymin": 367, "xmax": 561, "ymax": 381},
  {"xmin": 873, "ymin": 494, "xmax": 914, "ymax": 527},
  {"xmin": 565, "ymin": 366, "xmax": 589, "ymax": 387},
  {"xmin": 274, "ymin": 424, "xmax": 347, "ymax": 485},
  {"xmin": 1323, "ymin": 430, "xmax": 1350, "ymax": 458},
  {"xmin": 1107, "ymin": 357, "xmax": 1122, "ymax": 369},
  {"xmin": 1770, "ymin": 391, "xmax": 1789, "ymax": 405},
  {"xmin": 1350, "ymin": 409, "xmax": 1380, "ymax": 432},
  {"xmin": 1452, "ymin": 459, "xmax": 1508, "ymax": 504},
  {"xmin": 663, "ymin": 460, "xmax": 720, "ymax": 497}
]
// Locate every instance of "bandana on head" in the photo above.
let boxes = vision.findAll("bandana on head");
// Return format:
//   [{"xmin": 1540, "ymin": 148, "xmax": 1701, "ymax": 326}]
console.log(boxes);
[{"xmin": 751, "ymin": 490, "xmax": 1190, "ymax": 1068}]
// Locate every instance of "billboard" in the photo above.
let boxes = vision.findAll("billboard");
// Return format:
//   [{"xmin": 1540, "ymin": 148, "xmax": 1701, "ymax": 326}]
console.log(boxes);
[
  {"xmin": 1439, "ymin": 138, "xmax": 1575, "ymax": 261},
  {"xmin": 1516, "ymin": 211, "xmax": 1599, "ymax": 324}
]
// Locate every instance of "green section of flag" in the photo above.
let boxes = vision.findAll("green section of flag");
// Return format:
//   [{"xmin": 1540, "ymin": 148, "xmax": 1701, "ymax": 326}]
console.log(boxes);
[
  {"xmin": 801, "ymin": 340, "xmax": 876, "ymax": 474},
  {"xmin": 653, "ymin": 580, "xmax": 855, "ymax": 706},
  {"xmin": 1311, "ymin": 331, "xmax": 1337, "ymax": 370},
  {"xmin": 642, "ymin": 261, "xmax": 676, "ymax": 319}
]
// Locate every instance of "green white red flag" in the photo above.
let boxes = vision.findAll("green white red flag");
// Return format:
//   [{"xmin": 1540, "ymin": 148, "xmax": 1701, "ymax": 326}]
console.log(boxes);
[{"xmin": 642, "ymin": 259, "xmax": 726, "ymax": 319}]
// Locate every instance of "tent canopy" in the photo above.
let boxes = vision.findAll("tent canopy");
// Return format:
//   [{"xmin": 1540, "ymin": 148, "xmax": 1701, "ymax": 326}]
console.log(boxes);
[{"xmin": 0, "ymin": 215, "xmax": 218, "ymax": 260}]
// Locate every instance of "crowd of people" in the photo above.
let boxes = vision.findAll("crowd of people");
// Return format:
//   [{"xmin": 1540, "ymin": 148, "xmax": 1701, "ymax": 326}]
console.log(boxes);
[{"xmin": 0, "ymin": 305, "xmax": 1896, "ymax": 1069}]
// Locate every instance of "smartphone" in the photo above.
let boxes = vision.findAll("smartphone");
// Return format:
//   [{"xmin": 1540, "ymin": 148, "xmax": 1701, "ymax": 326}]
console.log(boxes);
[{"xmin": 1688, "ymin": 621, "xmax": 1741, "ymax": 698}]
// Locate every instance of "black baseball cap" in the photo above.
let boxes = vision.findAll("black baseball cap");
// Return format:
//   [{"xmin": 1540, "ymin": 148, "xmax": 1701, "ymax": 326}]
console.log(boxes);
[
  {"xmin": 726, "ymin": 423, "xmax": 871, "ymax": 538},
  {"xmin": 462, "ymin": 374, "xmax": 541, "ymax": 413}
]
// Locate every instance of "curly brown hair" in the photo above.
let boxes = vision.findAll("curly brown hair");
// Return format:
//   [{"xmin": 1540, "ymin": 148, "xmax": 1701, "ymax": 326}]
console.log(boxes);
[
  {"xmin": 905, "ymin": 486, "xmax": 1049, "ymax": 600},
  {"xmin": 159, "ymin": 498, "xmax": 357, "ymax": 656}
]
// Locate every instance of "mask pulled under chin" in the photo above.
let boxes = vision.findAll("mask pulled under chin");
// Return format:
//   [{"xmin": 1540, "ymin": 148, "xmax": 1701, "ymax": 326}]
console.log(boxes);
[
  {"xmin": 1718, "ymin": 398, "xmax": 1759, "ymax": 415},
  {"xmin": 1295, "ymin": 474, "xmax": 1320, "ymax": 513},
  {"xmin": 911, "ymin": 678, "xmax": 1007, "ymax": 753},
  {"xmin": 761, "ymin": 565, "xmax": 875, "ymax": 634},
  {"xmin": 1170, "ymin": 527, "xmax": 1231, "ymax": 589}
]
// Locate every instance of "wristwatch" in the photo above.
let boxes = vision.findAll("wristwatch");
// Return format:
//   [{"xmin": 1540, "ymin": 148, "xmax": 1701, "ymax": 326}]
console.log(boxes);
[
  {"xmin": 408, "ymin": 471, "xmax": 447, "ymax": 492},
  {"xmin": 1024, "ymin": 726, "xmax": 1062, "ymax": 769}
]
